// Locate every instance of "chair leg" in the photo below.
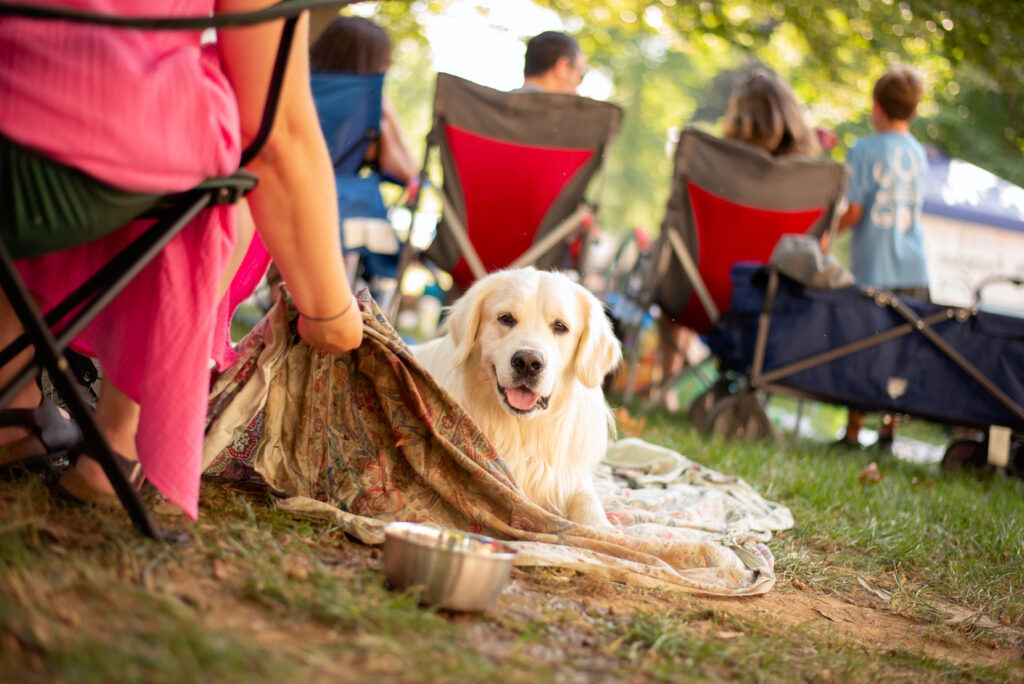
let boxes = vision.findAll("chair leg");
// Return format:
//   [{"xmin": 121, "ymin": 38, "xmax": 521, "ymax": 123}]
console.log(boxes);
[
  {"xmin": 644, "ymin": 324, "xmax": 695, "ymax": 410},
  {"xmin": 0, "ymin": 242, "xmax": 162, "ymax": 539},
  {"xmin": 621, "ymin": 341, "xmax": 642, "ymax": 403},
  {"xmin": 388, "ymin": 238, "xmax": 418, "ymax": 323}
]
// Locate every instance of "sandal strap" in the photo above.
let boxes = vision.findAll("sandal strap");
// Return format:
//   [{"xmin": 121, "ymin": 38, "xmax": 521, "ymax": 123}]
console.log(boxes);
[
  {"xmin": 56, "ymin": 448, "xmax": 147, "ymax": 508},
  {"xmin": 113, "ymin": 451, "xmax": 146, "ymax": 490},
  {"xmin": 69, "ymin": 447, "xmax": 146, "ymax": 491}
]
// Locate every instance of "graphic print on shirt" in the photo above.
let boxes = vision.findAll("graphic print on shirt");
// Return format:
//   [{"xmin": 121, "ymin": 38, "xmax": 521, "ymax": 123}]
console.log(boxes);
[{"xmin": 869, "ymin": 145, "xmax": 919, "ymax": 233}]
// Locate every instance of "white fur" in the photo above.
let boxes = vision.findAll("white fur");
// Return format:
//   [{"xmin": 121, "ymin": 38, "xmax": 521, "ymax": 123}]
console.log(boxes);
[{"xmin": 411, "ymin": 268, "xmax": 622, "ymax": 527}]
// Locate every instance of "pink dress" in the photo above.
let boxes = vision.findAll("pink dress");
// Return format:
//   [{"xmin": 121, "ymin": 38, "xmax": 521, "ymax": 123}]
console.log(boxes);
[{"xmin": 0, "ymin": 0, "xmax": 244, "ymax": 519}]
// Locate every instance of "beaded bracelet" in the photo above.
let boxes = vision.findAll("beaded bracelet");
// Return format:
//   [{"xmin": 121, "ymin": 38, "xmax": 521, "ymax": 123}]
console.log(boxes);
[{"xmin": 297, "ymin": 295, "xmax": 354, "ymax": 322}]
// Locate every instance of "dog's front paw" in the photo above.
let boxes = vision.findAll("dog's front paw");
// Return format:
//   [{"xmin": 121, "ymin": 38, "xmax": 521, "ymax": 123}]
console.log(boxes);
[{"xmin": 566, "ymin": 490, "xmax": 613, "ymax": 529}]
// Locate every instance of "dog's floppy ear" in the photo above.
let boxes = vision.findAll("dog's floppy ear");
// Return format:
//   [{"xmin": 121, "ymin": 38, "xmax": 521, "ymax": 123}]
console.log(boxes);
[
  {"xmin": 442, "ymin": 273, "xmax": 500, "ymax": 367},
  {"xmin": 574, "ymin": 287, "xmax": 623, "ymax": 389}
]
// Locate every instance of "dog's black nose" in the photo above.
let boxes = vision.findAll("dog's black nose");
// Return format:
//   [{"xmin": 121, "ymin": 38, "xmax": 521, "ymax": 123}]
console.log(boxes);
[{"xmin": 511, "ymin": 349, "xmax": 545, "ymax": 378}]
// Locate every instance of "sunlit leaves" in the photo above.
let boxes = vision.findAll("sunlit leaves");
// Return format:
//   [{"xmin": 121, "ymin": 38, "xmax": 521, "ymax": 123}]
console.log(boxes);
[
  {"xmin": 363, "ymin": 0, "xmax": 1021, "ymax": 233},
  {"xmin": 523, "ymin": 0, "xmax": 1023, "ymax": 231}
]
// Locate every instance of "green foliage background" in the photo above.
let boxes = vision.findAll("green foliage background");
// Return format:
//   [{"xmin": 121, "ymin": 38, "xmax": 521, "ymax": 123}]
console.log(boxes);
[{"xmin": 363, "ymin": 0, "xmax": 1023, "ymax": 237}]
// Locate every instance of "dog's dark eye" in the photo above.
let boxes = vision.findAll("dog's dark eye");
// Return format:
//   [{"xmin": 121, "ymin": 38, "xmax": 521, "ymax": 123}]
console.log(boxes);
[
  {"xmin": 552, "ymin": 320, "xmax": 569, "ymax": 335},
  {"xmin": 498, "ymin": 313, "xmax": 516, "ymax": 327}
]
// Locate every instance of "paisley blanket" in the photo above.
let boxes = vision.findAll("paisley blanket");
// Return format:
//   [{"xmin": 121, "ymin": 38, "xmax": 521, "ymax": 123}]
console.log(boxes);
[{"xmin": 204, "ymin": 294, "xmax": 792, "ymax": 596}]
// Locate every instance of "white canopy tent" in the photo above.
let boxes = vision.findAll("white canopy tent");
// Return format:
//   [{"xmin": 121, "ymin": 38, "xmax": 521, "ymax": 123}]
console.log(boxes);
[{"xmin": 921, "ymin": 147, "xmax": 1024, "ymax": 316}]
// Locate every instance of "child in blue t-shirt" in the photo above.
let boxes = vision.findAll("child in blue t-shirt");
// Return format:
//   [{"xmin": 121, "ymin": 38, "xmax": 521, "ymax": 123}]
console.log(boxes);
[{"xmin": 835, "ymin": 65, "xmax": 929, "ymax": 452}]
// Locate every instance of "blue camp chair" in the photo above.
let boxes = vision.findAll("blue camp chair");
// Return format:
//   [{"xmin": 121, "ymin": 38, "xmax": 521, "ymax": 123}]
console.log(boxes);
[{"xmin": 311, "ymin": 71, "xmax": 404, "ymax": 294}]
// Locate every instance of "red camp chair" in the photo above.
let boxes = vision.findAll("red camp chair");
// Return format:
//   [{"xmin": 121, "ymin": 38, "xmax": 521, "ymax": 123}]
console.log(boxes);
[
  {"xmin": 642, "ymin": 126, "xmax": 849, "ymax": 411},
  {"xmin": 394, "ymin": 73, "xmax": 622, "ymax": 306},
  {"xmin": 0, "ymin": 0, "xmax": 349, "ymax": 539}
]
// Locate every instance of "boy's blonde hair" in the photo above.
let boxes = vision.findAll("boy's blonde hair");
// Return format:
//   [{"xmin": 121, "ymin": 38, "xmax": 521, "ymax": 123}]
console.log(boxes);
[{"xmin": 873, "ymin": 65, "xmax": 923, "ymax": 121}]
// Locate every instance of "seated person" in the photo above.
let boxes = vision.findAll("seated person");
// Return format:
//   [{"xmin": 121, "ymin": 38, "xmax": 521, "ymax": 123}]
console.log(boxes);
[
  {"xmin": 308, "ymin": 15, "xmax": 418, "ymax": 299},
  {"xmin": 0, "ymin": 0, "xmax": 361, "ymax": 518},
  {"xmin": 513, "ymin": 30, "xmax": 588, "ymax": 95},
  {"xmin": 722, "ymin": 67, "xmax": 821, "ymax": 157},
  {"xmin": 658, "ymin": 68, "xmax": 820, "ymax": 411}
]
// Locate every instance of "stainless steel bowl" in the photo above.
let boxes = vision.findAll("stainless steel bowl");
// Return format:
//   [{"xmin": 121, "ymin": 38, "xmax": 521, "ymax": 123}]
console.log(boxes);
[{"xmin": 382, "ymin": 522, "xmax": 517, "ymax": 612}]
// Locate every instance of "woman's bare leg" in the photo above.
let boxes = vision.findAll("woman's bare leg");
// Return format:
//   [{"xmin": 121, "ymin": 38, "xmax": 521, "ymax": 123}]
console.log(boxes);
[
  {"xmin": 218, "ymin": 199, "xmax": 257, "ymax": 299},
  {"xmin": 67, "ymin": 197, "xmax": 254, "ymax": 490},
  {"xmin": 1, "ymin": 289, "xmax": 137, "ymax": 493},
  {"xmin": 6, "ymin": 198, "xmax": 252, "ymax": 489},
  {"xmin": 71, "ymin": 380, "xmax": 140, "ymax": 494}
]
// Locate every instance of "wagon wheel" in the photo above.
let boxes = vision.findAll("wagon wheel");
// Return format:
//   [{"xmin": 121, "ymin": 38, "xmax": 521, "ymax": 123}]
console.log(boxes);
[
  {"xmin": 706, "ymin": 391, "xmax": 776, "ymax": 442},
  {"xmin": 688, "ymin": 381, "xmax": 731, "ymax": 433},
  {"xmin": 940, "ymin": 439, "xmax": 987, "ymax": 472}
]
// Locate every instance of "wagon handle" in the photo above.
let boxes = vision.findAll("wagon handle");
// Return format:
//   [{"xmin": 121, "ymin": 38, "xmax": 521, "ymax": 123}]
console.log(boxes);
[{"xmin": 972, "ymin": 275, "xmax": 1024, "ymax": 308}]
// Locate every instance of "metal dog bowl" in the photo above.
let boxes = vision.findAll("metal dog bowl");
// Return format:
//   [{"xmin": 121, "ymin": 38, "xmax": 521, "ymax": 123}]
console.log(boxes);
[{"xmin": 382, "ymin": 522, "xmax": 517, "ymax": 612}]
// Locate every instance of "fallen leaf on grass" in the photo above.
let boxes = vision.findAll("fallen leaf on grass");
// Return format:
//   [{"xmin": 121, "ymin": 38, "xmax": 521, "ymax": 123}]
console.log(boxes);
[
  {"xmin": 942, "ymin": 607, "xmax": 1002, "ymax": 630},
  {"xmin": 53, "ymin": 604, "xmax": 82, "ymax": 628},
  {"xmin": 602, "ymin": 635, "xmax": 625, "ymax": 657},
  {"xmin": 283, "ymin": 553, "xmax": 311, "ymax": 581},
  {"xmin": 212, "ymin": 559, "xmax": 231, "ymax": 580},
  {"xmin": 813, "ymin": 608, "xmax": 844, "ymax": 622},
  {"xmin": 857, "ymin": 462, "xmax": 883, "ymax": 484},
  {"xmin": 715, "ymin": 630, "xmax": 745, "ymax": 640},
  {"xmin": 857, "ymin": 577, "xmax": 892, "ymax": 602}
]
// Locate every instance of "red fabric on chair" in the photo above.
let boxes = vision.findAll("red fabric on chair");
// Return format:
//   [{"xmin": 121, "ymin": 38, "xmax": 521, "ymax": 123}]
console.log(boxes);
[
  {"xmin": 445, "ymin": 124, "xmax": 593, "ymax": 288},
  {"xmin": 675, "ymin": 182, "xmax": 824, "ymax": 332},
  {"xmin": 653, "ymin": 127, "xmax": 849, "ymax": 336}
]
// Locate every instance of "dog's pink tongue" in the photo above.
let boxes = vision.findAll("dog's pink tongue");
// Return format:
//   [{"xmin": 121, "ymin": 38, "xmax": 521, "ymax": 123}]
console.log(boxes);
[{"xmin": 506, "ymin": 387, "xmax": 539, "ymax": 410}]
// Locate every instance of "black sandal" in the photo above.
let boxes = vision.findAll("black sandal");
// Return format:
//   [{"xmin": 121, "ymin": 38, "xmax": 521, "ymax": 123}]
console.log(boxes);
[
  {"xmin": 0, "ymin": 397, "xmax": 82, "ymax": 471},
  {"xmin": 55, "ymin": 448, "xmax": 146, "ymax": 509}
]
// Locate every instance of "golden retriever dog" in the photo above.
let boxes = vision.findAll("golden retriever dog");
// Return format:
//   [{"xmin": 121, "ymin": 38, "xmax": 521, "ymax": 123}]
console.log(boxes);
[{"xmin": 411, "ymin": 268, "xmax": 622, "ymax": 528}]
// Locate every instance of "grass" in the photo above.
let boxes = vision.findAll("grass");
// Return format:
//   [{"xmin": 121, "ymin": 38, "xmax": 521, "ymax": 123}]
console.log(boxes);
[
  {"xmin": 641, "ymin": 407, "xmax": 1024, "ymax": 628},
  {"xmin": 1, "ymin": 398, "xmax": 1022, "ymax": 682}
]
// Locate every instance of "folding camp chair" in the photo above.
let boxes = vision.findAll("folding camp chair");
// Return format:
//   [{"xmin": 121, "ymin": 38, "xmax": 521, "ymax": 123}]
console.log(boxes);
[
  {"xmin": 311, "ymin": 71, "xmax": 406, "ymax": 298},
  {"xmin": 394, "ymin": 72, "xmax": 622, "ymax": 309},
  {"xmin": 313, "ymin": 72, "xmax": 384, "ymax": 184},
  {"xmin": 0, "ymin": 0, "xmax": 350, "ymax": 539},
  {"xmin": 640, "ymin": 126, "xmax": 849, "ymax": 414}
]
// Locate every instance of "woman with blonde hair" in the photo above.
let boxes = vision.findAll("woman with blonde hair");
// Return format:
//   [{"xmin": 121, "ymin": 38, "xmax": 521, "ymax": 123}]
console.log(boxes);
[{"xmin": 723, "ymin": 67, "xmax": 821, "ymax": 157}]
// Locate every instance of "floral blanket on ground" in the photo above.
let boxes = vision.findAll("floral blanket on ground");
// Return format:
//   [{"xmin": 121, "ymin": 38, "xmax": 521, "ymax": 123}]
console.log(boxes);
[{"xmin": 203, "ymin": 294, "xmax": 793, "ymax": 597}]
